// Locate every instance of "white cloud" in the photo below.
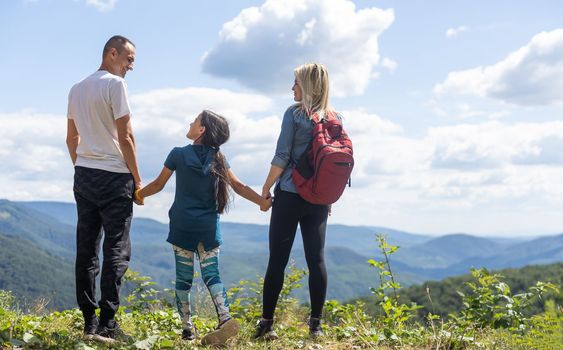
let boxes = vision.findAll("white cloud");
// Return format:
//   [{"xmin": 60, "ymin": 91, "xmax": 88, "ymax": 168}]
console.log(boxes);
[
  {"xmin": 381, "ymin": 57, "xmax": 397, "ymax": 72},
  {"xmin": 129, "ymin": 87, "xmax": 276, "ymax": 186},
  {"xmin": 0, "ymin": 110, "xmax": 75, "ymax": 201},
  {"xmin": 201, "ymin": 0, "xmax": 394, "ymax": 97},
  {"xmin": 428, "ymin": 121, "xmax": 563, "ymax": 169},
  {"xmin": 0, "ymin": 88, "xmax": 275, "ymax": 205},
  {"xmin": 129, "ymin": 87, "xmax": 280, "ymax": 224},
  {"xmin": 86, "ymin": 0, "xmax": 117, "ymax": 12},
  {"xmin": 435, "ymin": 29, "xmax": 563, "ymax": 106},
  {"xmin": 454, "ymin": 103, "xmax": 510, "ymax": 120},
  {"xmin": 25, "ymin": 0, "xmax": 118, "ymax": 12},
  {"xmin": 446, "ymin": 25, "xmax": 469, "ymax": 38},
  {"xmin": 2, "ymin": 96, "xmax": 563, "ymax": 235},
  {"xmin": 426, "ymin": 98, "xmax": 511, "ymax": 120},
  {"xmin": 340, "ymin": 109, "xmax": 414, "ymax": 181},
  {"xmin": 512, "ymin": 135, "xmax": 563, "ymax": 165}
]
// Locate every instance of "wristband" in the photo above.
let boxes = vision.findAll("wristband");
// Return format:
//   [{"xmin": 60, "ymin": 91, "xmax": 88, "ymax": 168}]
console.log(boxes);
[{"xmin": 135, "ymin": 189, "xmax": 144, "ymax": 205}]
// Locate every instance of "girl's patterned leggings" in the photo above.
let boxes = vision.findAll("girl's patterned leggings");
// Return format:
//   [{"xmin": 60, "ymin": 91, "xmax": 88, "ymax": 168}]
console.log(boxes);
[{"xmin": 172, "ymin": 243, "xmax": 230, "ymax": 328}]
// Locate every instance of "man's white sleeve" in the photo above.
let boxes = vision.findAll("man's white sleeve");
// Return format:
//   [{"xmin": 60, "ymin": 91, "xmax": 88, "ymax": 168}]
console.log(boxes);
[{"xmin": 110, "ymin": 78, "xmax": 132, "ymax": 120}]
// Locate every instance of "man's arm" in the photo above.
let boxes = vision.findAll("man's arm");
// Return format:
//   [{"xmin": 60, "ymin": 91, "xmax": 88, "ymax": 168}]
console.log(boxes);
[
  {"xmin": 66, "ymin": 119, "xmax": 80, "ymax": 165},
  {"xmin": 116, "ymin": 115, "xmax": 142, "ymax": 189}
]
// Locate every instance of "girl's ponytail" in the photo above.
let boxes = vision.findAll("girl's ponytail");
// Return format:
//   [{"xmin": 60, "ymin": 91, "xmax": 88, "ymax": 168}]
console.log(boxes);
[
  {"xmin": 211, "ymin": 149, "xmax": 230, "ymax": 214},
  {"xmin": 199, "ymin": 110, "xmax": 232, "ymax": 214}
]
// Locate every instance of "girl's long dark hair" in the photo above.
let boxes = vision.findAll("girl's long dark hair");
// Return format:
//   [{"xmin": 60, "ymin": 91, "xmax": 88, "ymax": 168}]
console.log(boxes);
[{"xmin": 199, "ymin": 110, "xmax": 231, "ymax": 214}]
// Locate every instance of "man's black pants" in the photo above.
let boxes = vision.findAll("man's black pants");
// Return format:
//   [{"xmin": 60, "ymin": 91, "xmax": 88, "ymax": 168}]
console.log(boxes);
[{"xmin": 73, "ymin": 166, "xmax": 133, "ymax": 325}]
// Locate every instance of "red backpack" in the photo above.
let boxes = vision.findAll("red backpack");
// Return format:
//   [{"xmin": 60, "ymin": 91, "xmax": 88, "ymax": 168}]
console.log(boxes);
[{"xmin": 292, "ymin": 111, "xmax": 354, "ymax": 205}]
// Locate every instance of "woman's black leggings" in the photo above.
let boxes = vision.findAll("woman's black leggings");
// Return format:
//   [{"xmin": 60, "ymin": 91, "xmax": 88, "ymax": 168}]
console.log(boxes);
[{"xmin": 262, "ymin": 187, "xmax": 329, "ymax": 319}]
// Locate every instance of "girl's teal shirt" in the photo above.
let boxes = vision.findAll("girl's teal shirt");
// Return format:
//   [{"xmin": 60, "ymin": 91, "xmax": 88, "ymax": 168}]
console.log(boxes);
[{"xmin": 164, "ymin": 144, "xmax": 226, "ymax": 251}]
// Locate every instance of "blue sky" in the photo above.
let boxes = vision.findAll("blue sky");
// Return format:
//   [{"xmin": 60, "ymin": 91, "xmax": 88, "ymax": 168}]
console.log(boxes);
[{"xmin": 1, "ymin": 0, "xmax": 563, "ymax": 236}]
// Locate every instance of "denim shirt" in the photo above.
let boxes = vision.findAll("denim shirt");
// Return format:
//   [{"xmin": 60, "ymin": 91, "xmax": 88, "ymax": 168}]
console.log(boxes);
[{"xmin": 271, "ymin": 105, "xmax": 342, "ymax": 193}]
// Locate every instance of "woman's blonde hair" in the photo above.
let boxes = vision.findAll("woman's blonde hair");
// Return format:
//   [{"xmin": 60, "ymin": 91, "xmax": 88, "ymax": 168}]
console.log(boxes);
[{"xmin": 294, "ymin": 63, "xmax": 331, "ymax": 117}]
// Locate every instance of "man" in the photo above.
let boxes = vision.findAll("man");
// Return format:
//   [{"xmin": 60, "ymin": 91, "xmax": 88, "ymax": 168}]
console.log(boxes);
[{"xmin": 66, "ymin": 35, "xmax": 141, "ymax": 343}]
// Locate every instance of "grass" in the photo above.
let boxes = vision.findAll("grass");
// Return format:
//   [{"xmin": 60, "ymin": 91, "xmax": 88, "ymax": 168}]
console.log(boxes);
[{"xmin": 1, "ymin": 235, "xmax": 561, "ymax": 349}]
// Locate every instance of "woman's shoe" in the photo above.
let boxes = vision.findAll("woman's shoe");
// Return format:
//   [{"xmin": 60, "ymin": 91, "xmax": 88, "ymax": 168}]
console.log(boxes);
[
  {"xmin": 181, "ymin": 323, "xmax": 197, "ymax": 341},
  {"xmin": 253, "ymin": 318, "xmax": 278, "ymax": 340},
  {"xmin": 308, "ymin": 317, "xmax": 323, "ymax": 338}
]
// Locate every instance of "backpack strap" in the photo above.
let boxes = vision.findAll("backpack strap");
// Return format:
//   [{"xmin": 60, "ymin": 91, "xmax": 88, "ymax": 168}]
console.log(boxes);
[
  {"xmin": 314, "ymin": 110, "xmax": 340, "ymax": 124},
  {"xmin": 311, "ymin": 111, "xmax": 337, "ymax": 124},
  {"xmin": 310, "ymin": 112, "xmax": 322, "ymax": 124}
]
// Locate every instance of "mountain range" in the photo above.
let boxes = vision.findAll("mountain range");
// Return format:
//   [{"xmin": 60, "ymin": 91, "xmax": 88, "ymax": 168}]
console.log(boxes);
[{"xmin": 0, "ymin": 199, "xmax": 561, "ymax": 309}]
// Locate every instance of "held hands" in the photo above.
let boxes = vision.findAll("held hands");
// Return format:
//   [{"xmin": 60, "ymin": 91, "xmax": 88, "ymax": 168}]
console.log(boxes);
[
  {"xmin": 134, "ymin": 185, "xmax": 144, "ymax": 206},
  {"xmin": 260, "ymin": 196, "xmax": 273, "ymax": 212},
  {"xmin": 260, "ymin": 186, "xmax": 273, "ymax": 212}
]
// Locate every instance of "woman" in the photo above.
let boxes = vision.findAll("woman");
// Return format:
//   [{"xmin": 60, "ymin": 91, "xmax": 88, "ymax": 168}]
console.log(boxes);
[{"xmin": 255, "ymin": 63, "xmax": 341, "ymax": 339}]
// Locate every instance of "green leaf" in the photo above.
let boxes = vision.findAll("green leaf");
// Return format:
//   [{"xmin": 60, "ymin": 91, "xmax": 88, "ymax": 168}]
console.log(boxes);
[
  {"xmin": 10, "ymin": 338, "xmax": 25, "ymax": 347},
  {"xmin": 22, "ymin": 332, "xmax": 40, "ymax": 344},
  {"xmin": 134, "ymin": 335, "xmax": 158, "ymax": 349},
  {"xmin": 159, "ymin": 338, "xmax": 174, "ymax": 348},
  {"xmin": 73, "ymin": 343, "xmax": 96, "ymax": 350}
]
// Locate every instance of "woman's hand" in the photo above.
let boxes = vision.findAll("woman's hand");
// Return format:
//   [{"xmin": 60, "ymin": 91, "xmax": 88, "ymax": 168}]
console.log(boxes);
[
  {"xmin": 260, "ymin": 197, "xmax": 273, "ymax": 212},
  {"xmin": 261, "ymin": 187, "xmax": 272, "ymax": 200}
]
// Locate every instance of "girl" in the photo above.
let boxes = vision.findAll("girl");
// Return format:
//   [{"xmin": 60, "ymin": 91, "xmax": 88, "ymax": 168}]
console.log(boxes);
[
  {"xmin": 255, "ymin": 63, "xmax": 342, "ymax": 339},
  {"xmin": 136, "ymin": 110, "xmax": 271, "ymax": 346}
]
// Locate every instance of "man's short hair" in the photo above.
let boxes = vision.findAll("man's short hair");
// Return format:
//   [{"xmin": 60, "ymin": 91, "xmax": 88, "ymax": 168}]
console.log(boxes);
[{"xmin": 103, "ymin": 35, "xmax": 135, "ymax": 57}]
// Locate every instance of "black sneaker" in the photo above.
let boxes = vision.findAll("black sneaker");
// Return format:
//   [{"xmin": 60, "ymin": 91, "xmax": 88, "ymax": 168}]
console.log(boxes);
[
  {"xmin": 308, "ymin": 317, "xmax": 323, "ymax": 338},
  {"xmin": 182, "ymin": 323, "xmax": 197, "ymax": 341},
  {"xmin": 93, "ymin": 320, "xmax": 133, "ymax": 344},
  {"xmin": 253, "ymin": 318, "xmax": 278, "ymax": 340},
  {"xmin": 83, "ymin": 316, "xmax": 98, "ymax": 340}
]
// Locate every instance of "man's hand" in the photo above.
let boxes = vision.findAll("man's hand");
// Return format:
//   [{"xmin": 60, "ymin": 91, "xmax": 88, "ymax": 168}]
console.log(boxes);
[
  {"xmin": 117, "ymin": 115, "xmax": 142, "ymax": 192},
  {"xmin": 134, "ymin": 185, "xmax": 144, "ymax": 206},
  {"xmin": 66, "ymin": 119, "xmax": 80, "ymax": 165}
]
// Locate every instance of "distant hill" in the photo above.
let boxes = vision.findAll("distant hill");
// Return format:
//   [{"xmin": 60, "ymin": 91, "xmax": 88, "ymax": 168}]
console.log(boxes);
[
  {"xmin": 444, "ymin": 233, "xmax": 563, "ymax": 276},
  {"xmin": 2, "ymin": 199, "xmax": 562, "ymax": 310},
  {"xmin": 16, "ymin": 201, "xmax": 78, "ymax": 226},
  {"xmin": 17, "ymin": 200, "xmax": 432, "ymax": 251},
  {"xmin": 395, "ymin": 234, "xmax": 504, "ymax": 269},
  {"xmin": 0, "ymin": 200, "xmax": 75, "ymax": 259},
  {"xmin": 0, "ymin": 232, "xmax": 74, "ymax": 309}
]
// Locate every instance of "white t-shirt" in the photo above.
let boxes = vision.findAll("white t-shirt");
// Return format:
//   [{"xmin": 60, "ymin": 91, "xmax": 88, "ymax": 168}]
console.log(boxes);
[{"xmin": 67, "ymin": 70, "xmax": 132, "ymax": 173}]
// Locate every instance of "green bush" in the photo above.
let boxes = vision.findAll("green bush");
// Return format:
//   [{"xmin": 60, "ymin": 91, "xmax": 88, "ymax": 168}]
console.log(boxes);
[
  {"xmin": 451, "ymin": 268, "xmax": 559, "ymax": 332},
  {"xmin": 0, "ymin": 237, "xmax": 560, "ymax": 350}
]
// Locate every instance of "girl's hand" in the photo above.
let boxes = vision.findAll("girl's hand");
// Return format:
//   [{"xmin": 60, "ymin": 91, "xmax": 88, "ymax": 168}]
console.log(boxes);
[{"xmin": 134, "ymin": 188, "xmax": 144, "ymax": 206}]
